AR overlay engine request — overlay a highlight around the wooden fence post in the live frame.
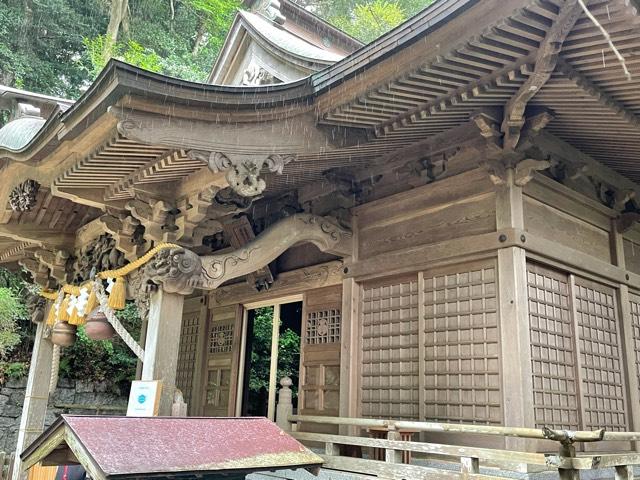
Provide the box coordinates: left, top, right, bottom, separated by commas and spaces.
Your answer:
276, 377, 293, 432
385, 426, 402, 464
558, 443, 580, 480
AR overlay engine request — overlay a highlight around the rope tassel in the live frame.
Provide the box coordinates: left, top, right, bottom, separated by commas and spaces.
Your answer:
108, 277, 127, 310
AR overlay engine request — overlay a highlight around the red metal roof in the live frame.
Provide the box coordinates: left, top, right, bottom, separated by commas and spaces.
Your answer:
23, 416, 322, 479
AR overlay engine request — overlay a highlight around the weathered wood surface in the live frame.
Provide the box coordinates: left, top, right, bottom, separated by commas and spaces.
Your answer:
286, 415, 640, 479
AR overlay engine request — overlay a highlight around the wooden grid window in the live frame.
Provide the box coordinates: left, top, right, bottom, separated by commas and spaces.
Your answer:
527, 264, 579, 430
423, 264, 501, 425
630, 292, 640, 400
208, 323, 234, 354
176, 306, 201, 406
574, 279, 627, 431
361, 278, 420, 419
306, 309, 341, 344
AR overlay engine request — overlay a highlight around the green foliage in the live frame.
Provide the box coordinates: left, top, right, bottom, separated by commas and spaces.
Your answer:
0, 287, 27, 359
295, 0, 436, 42
59, 302, 141, 389
84, 36, 162, 77
0, 0, 240, 98
0, 0, 107, 98
248, 307, 300, 397
331, 0, 406, 43
0, 361, 29, 383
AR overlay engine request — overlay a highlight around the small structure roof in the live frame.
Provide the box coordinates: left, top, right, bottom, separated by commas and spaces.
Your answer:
239, 10, 344, 63
0, 116, 45, 151
21, 416, 322, 480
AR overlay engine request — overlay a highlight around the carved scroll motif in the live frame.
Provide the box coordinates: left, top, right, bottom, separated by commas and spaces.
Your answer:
9, 180, 40, 212
188, 150, 295, 197
198, 213, 352, 290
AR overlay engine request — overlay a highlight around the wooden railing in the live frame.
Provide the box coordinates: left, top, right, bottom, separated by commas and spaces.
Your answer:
0, 452, 14, 480
282, 415, 640, 479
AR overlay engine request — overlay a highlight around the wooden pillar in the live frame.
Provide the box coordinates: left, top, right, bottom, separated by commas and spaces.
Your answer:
267, 304, 281, 421
612, 221, 640, 444
13, 317, 53, 479
496, 171, 535, 450
340, 276, 360, 434
141, 289, 186, 416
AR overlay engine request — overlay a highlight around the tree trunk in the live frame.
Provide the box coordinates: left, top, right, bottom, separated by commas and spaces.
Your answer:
192, 21, 207, 56
103, 0, 129, 63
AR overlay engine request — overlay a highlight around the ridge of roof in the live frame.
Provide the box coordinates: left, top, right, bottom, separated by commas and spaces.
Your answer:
238, 10, 345, 63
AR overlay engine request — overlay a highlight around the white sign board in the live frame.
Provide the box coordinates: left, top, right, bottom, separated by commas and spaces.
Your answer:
127, 380, 162, 417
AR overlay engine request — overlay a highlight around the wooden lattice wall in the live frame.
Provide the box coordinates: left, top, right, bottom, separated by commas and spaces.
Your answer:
526, 262, 629, 432
423, 262, 501, 424
361, 276, 420, 419
573, 278, 627, 431
527, 264, 579, 430
176, 296, 207, 413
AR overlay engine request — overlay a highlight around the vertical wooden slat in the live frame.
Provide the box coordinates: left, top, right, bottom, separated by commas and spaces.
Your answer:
267, 304, 281, 421
235, 308, 249, 416
340, 277, 361, 429
417, 271, 426, 425
568, 275, 589, 434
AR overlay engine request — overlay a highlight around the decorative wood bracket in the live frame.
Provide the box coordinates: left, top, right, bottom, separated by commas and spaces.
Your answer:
127, 198, 177, 243
99, 213, 144, 260
34, 249, 71, 284
19, 256, 51, 287
144, 214, 352, 293
198, 214, 351, 290
175, 186, 223, 246
501, 0, 582, 150
188, 150, 295, 197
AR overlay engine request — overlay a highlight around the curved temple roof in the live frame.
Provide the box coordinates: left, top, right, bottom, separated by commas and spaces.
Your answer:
1, 0, 640, 186
0, 0, 479, 161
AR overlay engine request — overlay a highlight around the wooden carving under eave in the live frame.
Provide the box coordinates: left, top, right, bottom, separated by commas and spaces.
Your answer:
188, 150, 295, 197
198, 214, 351, 290
501, 0, 583, 151
223, 215, 275, 292
145, 214, 351, 293
9, 179, 40, 212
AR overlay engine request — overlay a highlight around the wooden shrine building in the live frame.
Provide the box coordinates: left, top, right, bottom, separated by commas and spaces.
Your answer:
4, 0, 640, 477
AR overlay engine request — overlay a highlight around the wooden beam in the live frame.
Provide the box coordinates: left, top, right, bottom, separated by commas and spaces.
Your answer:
533, 131, 640, 201
502, 1, 583, 150
109, 107, 341, 155
0, 223, 75, 249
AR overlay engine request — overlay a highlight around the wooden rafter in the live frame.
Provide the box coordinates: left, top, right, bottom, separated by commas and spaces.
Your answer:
557, 58, 640, 128
502, 0, 584, 150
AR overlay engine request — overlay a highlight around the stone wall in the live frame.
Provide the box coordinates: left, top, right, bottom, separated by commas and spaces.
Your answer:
0, 378, 128, 453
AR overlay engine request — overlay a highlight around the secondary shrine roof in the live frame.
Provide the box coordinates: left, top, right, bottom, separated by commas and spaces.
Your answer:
21, 416, 322, 480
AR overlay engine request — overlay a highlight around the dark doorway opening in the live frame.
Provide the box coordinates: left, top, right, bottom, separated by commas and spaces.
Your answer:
241, 302, 302, 417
